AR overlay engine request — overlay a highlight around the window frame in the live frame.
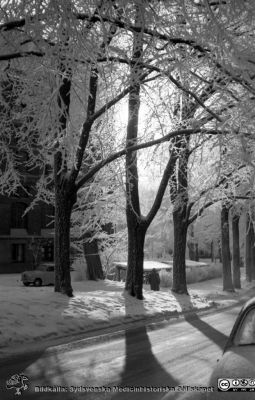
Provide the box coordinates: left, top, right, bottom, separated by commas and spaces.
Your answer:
11, 202, 28, 229
11, 243, 25, 263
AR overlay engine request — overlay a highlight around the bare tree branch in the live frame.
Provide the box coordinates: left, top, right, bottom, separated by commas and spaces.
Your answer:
76, 128, 226, 190
0, 50, 44, 60
144, 154, 176, 226
187, 164, 247, 224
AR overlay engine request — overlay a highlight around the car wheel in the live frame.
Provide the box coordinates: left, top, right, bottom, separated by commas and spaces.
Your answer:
34, 278, 42, 287
23, 282, 30, 286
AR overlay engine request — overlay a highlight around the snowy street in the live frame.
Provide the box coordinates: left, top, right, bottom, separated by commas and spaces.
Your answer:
0, 302, 245, 400
1, 272, 254, 358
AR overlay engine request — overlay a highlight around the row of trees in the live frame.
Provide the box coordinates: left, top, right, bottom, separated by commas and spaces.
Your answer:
1, 1, 255, 298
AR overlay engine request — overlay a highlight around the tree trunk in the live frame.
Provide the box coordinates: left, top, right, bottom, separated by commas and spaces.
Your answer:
195, 243, 199, 261
169, 134, 190, 295
125, 3, 144, 300
221, 204, 234, 292
83, 234, 104, 280
125, 224, 147, 300
187, 224, 196, 261
54, 186, 75, 296
245, 214, 254, 282
211, 241, 214, 262
252, 230, 255, 280
250, 218, 255, 280
54, 186, 76, 297
187, 240, 196, 261
232, 214, 241, 289
172, 205, 189, 294
218, 238, 222, 262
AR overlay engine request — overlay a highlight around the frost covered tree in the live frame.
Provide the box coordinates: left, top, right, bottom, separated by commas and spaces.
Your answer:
0, 0, 156, 296
1, 0, 255, 299
232, 205, 241, 289
72, 159, 125, 280
161, 0, 255, 294
0, 1, 192, 297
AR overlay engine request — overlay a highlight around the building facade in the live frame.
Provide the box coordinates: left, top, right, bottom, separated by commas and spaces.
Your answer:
0, 195, 54, 273
0, 70, 55, 273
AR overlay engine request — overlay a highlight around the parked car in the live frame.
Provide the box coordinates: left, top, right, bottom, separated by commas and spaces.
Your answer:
207, 297, 255, 399
21, 264, 55, 286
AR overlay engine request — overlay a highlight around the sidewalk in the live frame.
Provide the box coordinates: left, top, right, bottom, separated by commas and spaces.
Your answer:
1, 272, 255, 357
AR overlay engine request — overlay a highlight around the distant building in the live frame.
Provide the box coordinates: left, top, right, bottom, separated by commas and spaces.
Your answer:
0, 152, 55, 274
0, 69, 54, 273
0, 119, 54, 274
0, 193, 54, 273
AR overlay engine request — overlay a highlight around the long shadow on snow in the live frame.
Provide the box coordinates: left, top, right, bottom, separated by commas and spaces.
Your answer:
0, 295, 74, 400
111, 290, 180, 400
170, 291, 228, 350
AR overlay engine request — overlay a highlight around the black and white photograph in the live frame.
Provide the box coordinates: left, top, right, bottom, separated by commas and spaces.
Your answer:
0, 1, 255, 399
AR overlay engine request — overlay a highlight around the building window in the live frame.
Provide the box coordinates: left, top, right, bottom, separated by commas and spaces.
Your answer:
11, 202, 28, 229
41, 242, 54, 262
12, 244, 25, 262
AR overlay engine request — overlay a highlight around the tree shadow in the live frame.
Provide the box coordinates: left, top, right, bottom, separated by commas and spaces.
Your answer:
0, 293, 74, 400
0, 351, 71, 400
1, 350, 77, 400
111, 290, 180, 400
170, 291, 228, 350
184, 314, 228, 350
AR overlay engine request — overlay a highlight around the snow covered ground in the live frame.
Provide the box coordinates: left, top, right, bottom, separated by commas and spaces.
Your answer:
1, 270, 255, 357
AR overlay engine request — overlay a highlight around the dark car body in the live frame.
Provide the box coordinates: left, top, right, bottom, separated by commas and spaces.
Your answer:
207, 297, 255, 399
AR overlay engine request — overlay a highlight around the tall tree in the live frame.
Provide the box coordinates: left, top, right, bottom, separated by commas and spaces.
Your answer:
168, 74, 221, 294
232, 210, 241, 289
169, 135, 190, 294
187, 224, 199, 261
245, 212, 255, 282
221, 203, 234, 291
1, 0, 255, 298
0, 1, 155, 296
0, 1, 135, 296
125, 1, 176, 299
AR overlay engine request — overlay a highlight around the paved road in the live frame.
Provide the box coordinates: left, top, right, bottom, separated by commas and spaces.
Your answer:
0, 305, 241, 400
